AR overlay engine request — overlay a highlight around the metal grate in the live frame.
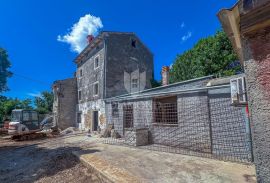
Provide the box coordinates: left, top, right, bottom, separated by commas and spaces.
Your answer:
103, 92, 253, 163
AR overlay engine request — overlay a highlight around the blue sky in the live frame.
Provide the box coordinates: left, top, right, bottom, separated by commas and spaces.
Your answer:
0, 0, 236, 99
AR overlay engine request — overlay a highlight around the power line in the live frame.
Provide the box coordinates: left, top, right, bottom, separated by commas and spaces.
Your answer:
13, 73, 51, 86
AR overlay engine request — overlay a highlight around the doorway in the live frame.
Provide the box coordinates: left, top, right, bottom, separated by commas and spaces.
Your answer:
93, 111, 99, 131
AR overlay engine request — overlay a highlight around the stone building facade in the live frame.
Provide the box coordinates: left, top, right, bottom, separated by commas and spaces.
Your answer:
104, 75, 253, 163
218, 0, 270, 181
52, 78, 77, 130
74, 31, 153, 131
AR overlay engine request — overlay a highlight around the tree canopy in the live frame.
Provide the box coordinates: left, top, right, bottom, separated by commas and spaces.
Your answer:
0, 90, 54, 122
0, 96, 32, 121
34, 91, 54, 114
169, 31, 242, 83
0, 48, 13, 93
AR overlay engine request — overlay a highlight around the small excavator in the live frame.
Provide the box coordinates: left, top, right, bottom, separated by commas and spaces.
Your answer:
8, 109, 50, 140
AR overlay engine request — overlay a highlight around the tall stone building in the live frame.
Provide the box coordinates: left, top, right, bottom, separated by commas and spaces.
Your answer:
74, 31, 153, 131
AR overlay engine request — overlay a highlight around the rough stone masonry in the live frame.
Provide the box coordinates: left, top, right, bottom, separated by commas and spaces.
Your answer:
218, 0, 270, 182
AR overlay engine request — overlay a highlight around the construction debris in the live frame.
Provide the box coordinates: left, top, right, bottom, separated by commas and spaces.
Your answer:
111, 129, 121, 139
60, 127, 78, 135
100, 125, 113, 138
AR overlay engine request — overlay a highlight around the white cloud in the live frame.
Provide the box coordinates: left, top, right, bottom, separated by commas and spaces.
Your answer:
57, 14, 103, 53
27, 91, 41, 98
180, 22, 185, 28
181, 31, 192, 42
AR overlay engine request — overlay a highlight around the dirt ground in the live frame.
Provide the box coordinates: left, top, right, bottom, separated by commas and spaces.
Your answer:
0, 133, 256, 183
0, 134, 101, 183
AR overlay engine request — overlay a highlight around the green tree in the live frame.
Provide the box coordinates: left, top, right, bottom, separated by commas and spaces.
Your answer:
0, 97, 33, 121
170, 31, 241, 83
34, 91, 54, 114
0, 48, 13, 93
151, 79, 161, 88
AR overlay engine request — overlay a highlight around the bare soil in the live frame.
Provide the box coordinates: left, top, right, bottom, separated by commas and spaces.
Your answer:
0, 134, 101, 183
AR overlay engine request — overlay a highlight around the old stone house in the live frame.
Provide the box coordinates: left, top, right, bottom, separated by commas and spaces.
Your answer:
53, 31, 153, 131
53, 30, 252, 164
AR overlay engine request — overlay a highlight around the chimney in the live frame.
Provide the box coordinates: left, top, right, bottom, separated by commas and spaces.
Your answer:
87, 35, 94, 44
161, 66, 170, 86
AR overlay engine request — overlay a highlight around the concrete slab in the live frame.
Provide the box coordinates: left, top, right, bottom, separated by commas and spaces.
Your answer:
72, 139, 256, 183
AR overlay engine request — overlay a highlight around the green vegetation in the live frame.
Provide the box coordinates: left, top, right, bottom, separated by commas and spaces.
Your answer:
0, 91, 54, 121
0, 96, 33, 121
0, 48, 13, 93
169, 31, 241, 83
151, 79, 161, 88
0, 47, 54, 122
34, 91, 54, 114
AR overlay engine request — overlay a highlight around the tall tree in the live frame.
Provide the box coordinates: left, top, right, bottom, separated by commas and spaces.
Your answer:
34, 91, 54, 114
0, 48, 13, 93
170, 31, 242, 83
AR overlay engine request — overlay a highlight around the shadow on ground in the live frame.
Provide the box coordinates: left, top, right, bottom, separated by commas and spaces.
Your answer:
0, 142, 100, 183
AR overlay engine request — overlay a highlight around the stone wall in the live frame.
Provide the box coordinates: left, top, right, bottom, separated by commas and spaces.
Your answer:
244, 28, 270, 181
150, 92, 211, 153
105, 33, 153, 98
209, 92, 252, 161
77, 99, 106, 131
106, 99, 152, 136
105, 86, 252, 162
53, 78, 78, 130
77, 46, 105, 102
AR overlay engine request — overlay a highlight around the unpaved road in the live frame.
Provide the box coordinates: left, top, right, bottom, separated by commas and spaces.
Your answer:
0, 134, 101, 183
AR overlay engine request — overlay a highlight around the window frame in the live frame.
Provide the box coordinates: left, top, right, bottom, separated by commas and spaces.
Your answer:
131, 78, 138, 89
93, 82, 99, 96
94, 55, 100, 70
131, 39, 137, 48
78, 69, 83, 78
152, 96, 178, 127
78, 90, 82, 101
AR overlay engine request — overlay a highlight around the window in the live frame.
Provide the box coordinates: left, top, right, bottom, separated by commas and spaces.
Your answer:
230, 77, 247, 105
30, 111, 38, 121
123, 105, 133, 128
79, 69, 83, 77
112, 102, 119, 117
94, 56, 99, 69
23, 112, 30, 121
153, 96, 178, 126
78, 90, 82, 101
131, 39, 137, 48
93, 82, 99, 96
132, 79, 138, 88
